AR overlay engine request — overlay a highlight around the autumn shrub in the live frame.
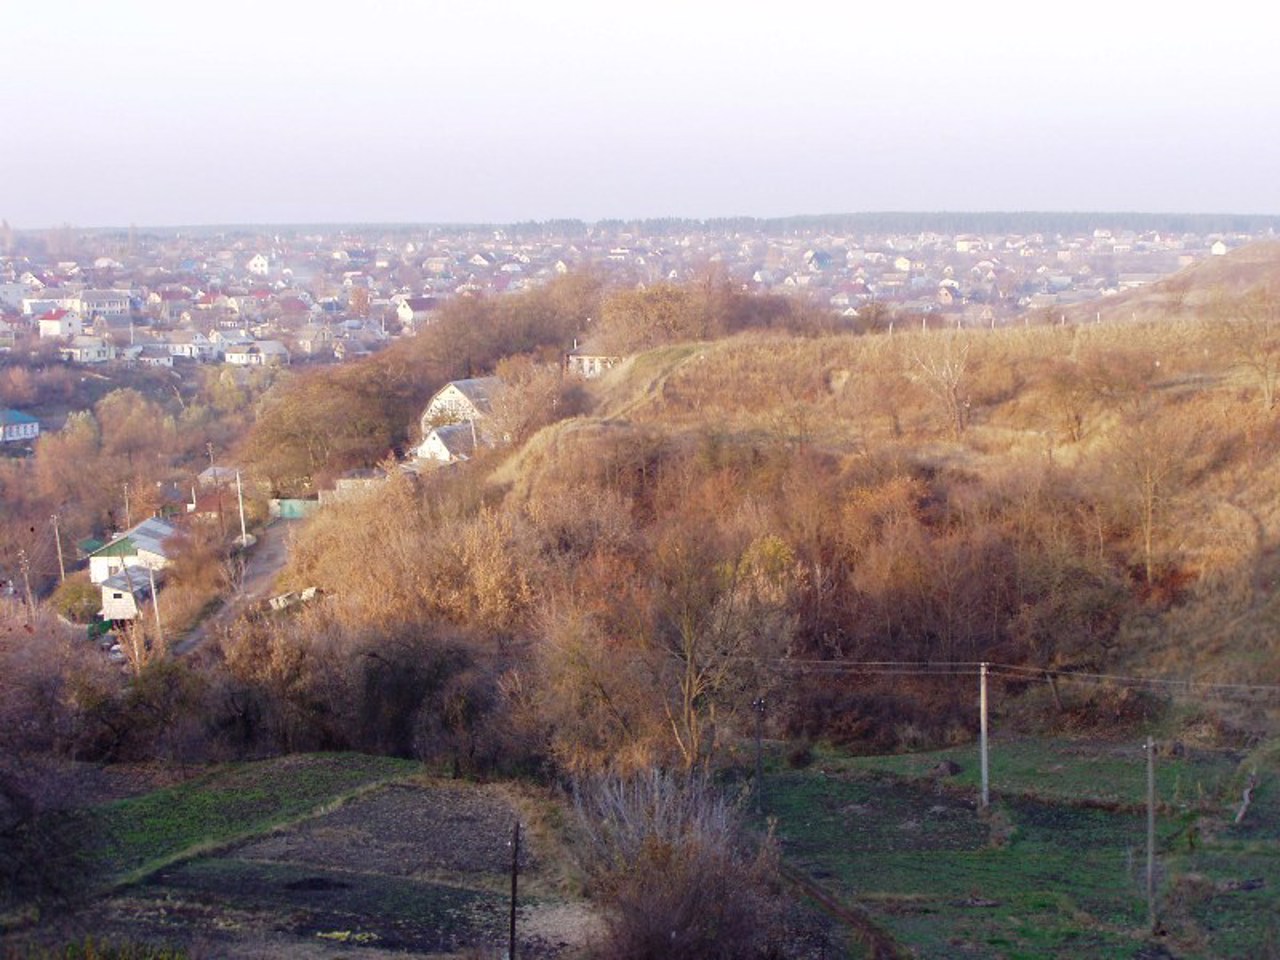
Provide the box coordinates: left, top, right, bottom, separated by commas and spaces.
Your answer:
572, 770, 783, 960
50, 576, 101, 624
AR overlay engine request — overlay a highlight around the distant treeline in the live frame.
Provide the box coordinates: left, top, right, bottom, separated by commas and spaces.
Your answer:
47, 212, 1280, 241
538, 211, 1280, 238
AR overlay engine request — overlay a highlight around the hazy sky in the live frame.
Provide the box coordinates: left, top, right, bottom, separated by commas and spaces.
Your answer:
3, 0, 1277, 227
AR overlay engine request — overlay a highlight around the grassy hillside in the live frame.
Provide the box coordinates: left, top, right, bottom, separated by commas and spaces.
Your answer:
561, 283, 1280, 701
1065, 241, 1280, 324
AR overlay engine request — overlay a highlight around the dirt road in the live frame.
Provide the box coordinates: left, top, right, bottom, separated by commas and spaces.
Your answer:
172, 519, 294, 656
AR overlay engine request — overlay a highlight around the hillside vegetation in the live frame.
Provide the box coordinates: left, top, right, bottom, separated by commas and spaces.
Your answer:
254, 246, 1280, 778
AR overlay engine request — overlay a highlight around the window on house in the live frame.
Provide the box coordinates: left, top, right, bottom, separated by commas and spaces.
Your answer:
112, 592, 123, 599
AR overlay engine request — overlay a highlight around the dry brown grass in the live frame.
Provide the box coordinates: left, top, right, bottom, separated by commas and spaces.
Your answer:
569, 310, 1280, 691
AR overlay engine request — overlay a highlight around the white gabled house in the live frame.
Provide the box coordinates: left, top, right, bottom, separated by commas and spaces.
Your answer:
419, 376, 501, 431
99, 566, 160, 622
224, 340, 290, 366
166, 330, 216, 361
37, 309, 83, 339
410, 377, 504, 465
60, 335, 115, 364
88, 517, 179, 584
414, 422, 483, 463
209, 328, 253, 357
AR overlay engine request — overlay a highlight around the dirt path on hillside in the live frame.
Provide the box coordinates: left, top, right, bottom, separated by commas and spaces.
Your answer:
171, 519, 294, 656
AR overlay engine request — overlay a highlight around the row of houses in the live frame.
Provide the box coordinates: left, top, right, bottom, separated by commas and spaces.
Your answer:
48, 325, 290, 366
6, 223, 1257, 360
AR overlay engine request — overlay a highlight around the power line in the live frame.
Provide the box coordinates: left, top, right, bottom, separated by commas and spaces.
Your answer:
729, 655, 1280, 699
987, 662, 1280, 696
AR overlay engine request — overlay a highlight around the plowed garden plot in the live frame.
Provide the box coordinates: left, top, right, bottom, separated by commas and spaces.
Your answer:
41, 772, 596, 959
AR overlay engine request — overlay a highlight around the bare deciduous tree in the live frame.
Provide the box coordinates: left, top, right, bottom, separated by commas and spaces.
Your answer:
909, 332, 971, 437
1215, 286, 1280, 409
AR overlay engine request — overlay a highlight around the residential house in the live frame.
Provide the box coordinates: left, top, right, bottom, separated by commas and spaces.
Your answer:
209, 328, 254, 357
419, 376, 500, 431
198, 465, 240, 488
224, 340, 290, 366
295, 324, 334, 356
165, 330, 216, 361
414, 422, 481, 463
0, 408, 39, 444
80, 289, 131, 317
395, 296, 437, 329
247, 254, 270, 277
88, 517, 179, 584
90, 314, 133, 342
0, 283, 34, 311
59, 335, 115, 363
0, 318, 16, 351
565, 351, 622, 378
186, 488, 229, 526
37, 309, 83, 339
99, 566, 160, 622
22, 291, 80, 316
135, 344, 174, 367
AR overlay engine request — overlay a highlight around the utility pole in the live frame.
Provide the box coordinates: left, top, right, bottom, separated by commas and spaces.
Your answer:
753, 696, 767, 813
51, 514, 66, 583
123, 482, 132, 529
979, 662, 990, 809
148, 566, 164, 648
509, 820, 520, 960
1146, 736, 1156, 932
17, 548, 34, 617
235, 470, 248, 545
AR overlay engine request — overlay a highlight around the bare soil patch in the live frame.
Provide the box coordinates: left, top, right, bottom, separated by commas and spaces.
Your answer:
21, 779, 598, 959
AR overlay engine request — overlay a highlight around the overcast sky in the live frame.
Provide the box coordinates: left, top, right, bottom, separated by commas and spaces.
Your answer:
3, 0, 1277, 227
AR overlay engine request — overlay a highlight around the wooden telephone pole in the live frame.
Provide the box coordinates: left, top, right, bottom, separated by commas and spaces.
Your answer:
979, 662, 990, 809
1146, 736, 1157, 931
509, 820, 521, 960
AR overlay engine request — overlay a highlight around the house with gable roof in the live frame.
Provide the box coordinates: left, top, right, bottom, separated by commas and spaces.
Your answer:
60, 335, 115, 363
411, 377, 503, 464
100, 566, 161, 622
88, 517, 179, 584
419, 376, 501, 431
224, 340, 290, 366
414, 421, 483, 463
37, 309, 83, 339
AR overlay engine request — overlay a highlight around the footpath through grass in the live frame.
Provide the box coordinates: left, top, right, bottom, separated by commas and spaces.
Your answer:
93, 753, 419, 884
757, 738, 1279, 959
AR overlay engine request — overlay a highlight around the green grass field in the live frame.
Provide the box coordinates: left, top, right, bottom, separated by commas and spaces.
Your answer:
759, 739, 1279, 959
94, 753, 420, 883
